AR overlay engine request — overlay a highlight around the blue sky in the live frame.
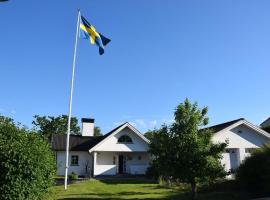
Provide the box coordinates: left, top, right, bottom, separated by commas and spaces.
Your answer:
0, 0, 269, 133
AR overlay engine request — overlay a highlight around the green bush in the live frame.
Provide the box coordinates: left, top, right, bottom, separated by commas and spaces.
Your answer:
68, 171, 78, 180
236, 145, 270, 195
0, 116, 56, 200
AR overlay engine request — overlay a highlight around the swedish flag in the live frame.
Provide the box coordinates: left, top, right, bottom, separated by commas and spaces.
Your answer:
80, 15, 111, 55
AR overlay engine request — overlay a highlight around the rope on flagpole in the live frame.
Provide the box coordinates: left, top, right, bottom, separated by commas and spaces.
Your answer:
64, 9, 81, 190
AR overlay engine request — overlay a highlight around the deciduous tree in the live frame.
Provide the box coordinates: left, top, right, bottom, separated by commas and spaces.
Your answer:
149, 99, 227, 199
32, 115, 80, 139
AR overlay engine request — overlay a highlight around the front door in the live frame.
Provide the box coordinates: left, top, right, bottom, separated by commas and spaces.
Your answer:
118, 155, 124, 174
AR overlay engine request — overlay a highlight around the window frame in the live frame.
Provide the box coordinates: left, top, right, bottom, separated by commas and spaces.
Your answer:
71, 155, 79, 166
117, 135, 133, 144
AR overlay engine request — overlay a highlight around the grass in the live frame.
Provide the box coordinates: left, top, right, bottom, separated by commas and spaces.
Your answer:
49, 178, 249, 200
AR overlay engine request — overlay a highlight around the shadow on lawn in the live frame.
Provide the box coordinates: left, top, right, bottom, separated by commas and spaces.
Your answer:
98, 178, 157, 185
58, 190, 187, 200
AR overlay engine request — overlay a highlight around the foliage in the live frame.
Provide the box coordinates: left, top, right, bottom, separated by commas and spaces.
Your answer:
32, 115, 80, 139
262, 125, 270, 133
236, 144, 270, 195
148, 98, 227, 199
144, 130, 155, 141
0, 115, 56, 200
94, 126, 102, 136
68, 171, 78, 180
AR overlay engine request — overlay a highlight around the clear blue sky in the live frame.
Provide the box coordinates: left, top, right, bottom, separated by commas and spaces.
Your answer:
0, 0, 269, 133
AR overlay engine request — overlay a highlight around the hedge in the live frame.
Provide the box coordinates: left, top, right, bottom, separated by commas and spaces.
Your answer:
0, 118, 56, 200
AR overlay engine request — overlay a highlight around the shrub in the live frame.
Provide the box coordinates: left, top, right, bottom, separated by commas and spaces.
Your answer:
68, 171, 78, 180
236, 145, 270, 195
0, 116, 56, 200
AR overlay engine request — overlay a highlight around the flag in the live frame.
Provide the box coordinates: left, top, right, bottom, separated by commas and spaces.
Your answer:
80, 15, 111, 55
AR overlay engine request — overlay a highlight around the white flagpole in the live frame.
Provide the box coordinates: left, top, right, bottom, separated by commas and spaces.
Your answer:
64, 9, 81, 190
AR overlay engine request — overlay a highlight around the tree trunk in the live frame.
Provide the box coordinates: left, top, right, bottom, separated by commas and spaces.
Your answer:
191, 181, 197, 200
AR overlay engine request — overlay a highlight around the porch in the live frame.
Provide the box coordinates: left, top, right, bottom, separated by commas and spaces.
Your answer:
92, 151, 149, 176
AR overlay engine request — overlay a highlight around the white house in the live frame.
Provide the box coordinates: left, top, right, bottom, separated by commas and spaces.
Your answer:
52, 118, 150, 177
207, 118, 270, 173
52, 117, 270, 177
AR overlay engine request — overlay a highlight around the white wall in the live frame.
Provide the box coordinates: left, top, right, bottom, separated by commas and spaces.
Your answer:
212, 124, 270, 172
56, 151, 92, 176
94, 127, 149, 152
125, 153, 149, 174
94, 152, 117, 176
93, 152, 150, 176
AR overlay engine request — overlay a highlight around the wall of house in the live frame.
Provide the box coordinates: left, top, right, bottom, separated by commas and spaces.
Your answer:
212, 124, 270, 173
94, 127, 149, 152
93, 152, 150, 176
125, 152, 149, 174
94, 152, 117, 176
56, 151, 92, 176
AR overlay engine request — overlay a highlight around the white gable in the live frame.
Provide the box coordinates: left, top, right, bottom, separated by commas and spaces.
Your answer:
90, 125, 149, 152
213, 123, 270, 148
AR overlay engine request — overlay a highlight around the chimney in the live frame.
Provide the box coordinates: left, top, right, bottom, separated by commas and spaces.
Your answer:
81, 118, 95, 137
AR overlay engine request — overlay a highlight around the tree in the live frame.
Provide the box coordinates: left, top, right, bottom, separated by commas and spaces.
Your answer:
262, 125, 270, 133
0, 115, 55, 200
144, 130, 155, 141
94, 126, 102, 136
237, 144, 270, 195
149, 98, 227, 199
32, 115, 80, 139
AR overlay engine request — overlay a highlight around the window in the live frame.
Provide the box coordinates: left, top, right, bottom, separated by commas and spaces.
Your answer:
138, 155, 142, 160
71, 155, 79, 166
245, 148, 256, 154
127, 156, 132, 161
118, 135, 133, 143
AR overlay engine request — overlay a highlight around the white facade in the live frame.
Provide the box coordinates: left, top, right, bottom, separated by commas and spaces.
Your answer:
212, 120, 270, 174
55, 123, 150, 177
93, 152, 149, 176
91, 125, 150, 176
56, 151, 92, 176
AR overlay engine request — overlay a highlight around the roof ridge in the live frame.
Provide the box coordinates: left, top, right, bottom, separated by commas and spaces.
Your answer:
202, 118, 245, 133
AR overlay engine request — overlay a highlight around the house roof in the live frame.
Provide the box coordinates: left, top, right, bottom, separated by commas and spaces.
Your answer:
51, 122, 127, 151
202, 118, 270, 139
202, 118, 244, 133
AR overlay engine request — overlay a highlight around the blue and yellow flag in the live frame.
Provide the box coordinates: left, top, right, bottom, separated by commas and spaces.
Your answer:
80, 15, 111, 55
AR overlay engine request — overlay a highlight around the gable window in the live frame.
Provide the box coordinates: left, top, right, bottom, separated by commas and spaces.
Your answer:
71, 155, 79, 166
118, 135, 133, 143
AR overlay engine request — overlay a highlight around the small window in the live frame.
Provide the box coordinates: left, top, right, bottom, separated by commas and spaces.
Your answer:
138, 155, 142, 160
71, 155, 79, 166
118, 135, 133, 143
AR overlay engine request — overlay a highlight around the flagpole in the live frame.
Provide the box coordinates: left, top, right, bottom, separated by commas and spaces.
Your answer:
64, 9, 81, 190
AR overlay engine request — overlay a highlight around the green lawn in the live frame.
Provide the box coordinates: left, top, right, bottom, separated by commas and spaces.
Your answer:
50, 179, 248, 200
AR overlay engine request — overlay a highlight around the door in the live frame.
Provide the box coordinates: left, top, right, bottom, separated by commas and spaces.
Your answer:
118, 155, 124, 174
